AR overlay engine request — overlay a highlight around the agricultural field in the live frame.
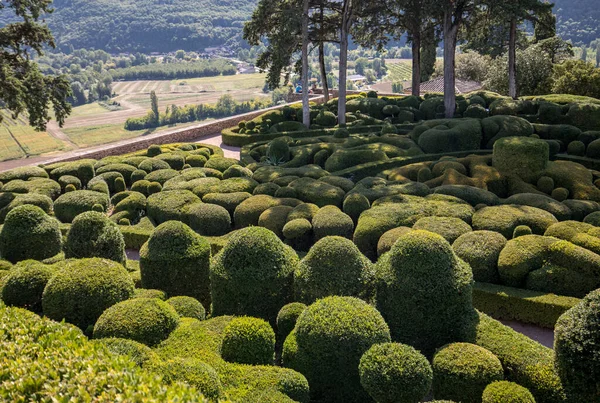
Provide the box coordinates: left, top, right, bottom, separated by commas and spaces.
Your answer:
2, 91, 600, 401
384, 59, 413, 83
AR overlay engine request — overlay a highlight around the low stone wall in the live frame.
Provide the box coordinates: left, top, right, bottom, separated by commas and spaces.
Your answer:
48, 96, 325, 163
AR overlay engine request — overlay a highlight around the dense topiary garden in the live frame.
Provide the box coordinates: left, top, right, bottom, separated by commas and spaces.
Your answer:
2, 91, 600, 401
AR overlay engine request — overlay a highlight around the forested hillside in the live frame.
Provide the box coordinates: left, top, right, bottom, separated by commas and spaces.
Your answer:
554, 0, 600, 45
0, 0, 258, 53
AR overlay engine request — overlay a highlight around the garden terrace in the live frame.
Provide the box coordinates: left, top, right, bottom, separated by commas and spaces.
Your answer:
2, 91, 600, 402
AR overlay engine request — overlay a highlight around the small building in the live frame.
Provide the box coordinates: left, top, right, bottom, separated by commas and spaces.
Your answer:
404, 77, 483, 95
347, 74, 367, 86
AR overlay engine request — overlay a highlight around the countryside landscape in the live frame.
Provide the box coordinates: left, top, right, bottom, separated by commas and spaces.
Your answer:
2, 0, 600, 402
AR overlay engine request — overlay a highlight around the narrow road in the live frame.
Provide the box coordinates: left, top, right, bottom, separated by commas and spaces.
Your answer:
46, 120, 78, 149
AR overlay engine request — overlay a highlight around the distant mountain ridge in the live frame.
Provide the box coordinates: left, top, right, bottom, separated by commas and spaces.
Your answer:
0, 0, 596, 53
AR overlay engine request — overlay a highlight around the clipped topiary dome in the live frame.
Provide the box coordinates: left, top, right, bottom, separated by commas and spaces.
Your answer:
166, 296, 206, 320
64, 211, 126, 264
1, 260, 56, 312
482, 381, 536, 403
221, 316, 276, 365
210, 227, 298, 323
140, 221, 211, 310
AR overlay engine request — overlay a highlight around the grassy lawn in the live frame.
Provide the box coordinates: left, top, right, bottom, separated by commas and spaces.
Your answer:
69, 103, 114, 118
0, 126, 25, 161
9, 125, 68, 156
181, 73, 267, 91
63, 121, 208, 148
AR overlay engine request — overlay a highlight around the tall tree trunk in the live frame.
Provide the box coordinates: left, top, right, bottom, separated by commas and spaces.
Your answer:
301, 0, 310, 128
443, 10, 458, 119
338, 4, 350, 126
411, 30, 421, 97
319, 42, 329, 102
508, 17, 518, 99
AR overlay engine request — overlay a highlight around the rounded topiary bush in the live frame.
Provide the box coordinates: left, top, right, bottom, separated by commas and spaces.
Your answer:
412, 216, 472, 243
584, 211, 600, 226
513, 225, 533, 238
64, 211, 126, 264
185, 202, 231, 236
58, 175, 82, 191
93, 298, 179, 347
432, 343, 504, 403
147, 357, 222, 401
277, 302, 307, 340
210, 227, 298, 323
343, 193, 370, 223
482, 381, 536, 403
567, 140, 586, 156
147, 145, 162, 157
537, 176, 555, 195
452, 231, 507, 283
221, 316, 276, 365
1, 260, 56, 312
375, 230, 477, 357
97, 337, 158, 367
282, 296, 391, 403
554, 288, 600, 402
166, 296, 206, 320
312, 206, 354, 240
359, 342, 433, 403
492, 137, 549, 182
140, 221, 211, 309
54, 190, 110, 223
282, 218, 312, 240
0, 205, 62, 263
294, 236, 374, 304
42, 258, 134, 330
551, 187, 569, 202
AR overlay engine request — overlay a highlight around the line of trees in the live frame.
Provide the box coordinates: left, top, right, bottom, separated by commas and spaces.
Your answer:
111, 60, 237, 81
245, 0, 560, 128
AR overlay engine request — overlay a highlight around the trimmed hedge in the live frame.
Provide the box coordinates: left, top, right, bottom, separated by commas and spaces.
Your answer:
140, 221, 212, 309
413, 216, 472, 243
94, 298, 180, 347
492, 137, 548, 182
482, 381, 536, 403
294, 236, 374, 304
54, 190, 110, 223
146, 358, 223, 401
210, 227, 297, 323
1, 260, 56, 312
359, 342, 433, 403
146, 190, 200, 224
375, 230, 477, 357
42, 258, 135, 330
166, 296, 206, 320
452, 231, 507, 283
96, 337, 158, 367
276, 303, 307, 340
185, 202, 232, 236
64, 211, 126, 264
432, 343, 504, 403
312, 205, 354, 240
283, 296, 391, 403
0, 205, 62, 263
221, 316, 276, 365
554, 288, 600, 402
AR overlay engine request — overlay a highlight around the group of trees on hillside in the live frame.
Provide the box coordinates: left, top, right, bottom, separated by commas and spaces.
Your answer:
245, 0, 568, 128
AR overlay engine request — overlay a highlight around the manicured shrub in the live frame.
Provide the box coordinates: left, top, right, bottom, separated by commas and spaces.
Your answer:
131, 169, 147, 183
464, 104, 488, 119
221, 316, 276, 365
513, 225, 533, 238
146, 189, 200, 224
0, 165, 48, 182
282, 218, 312, 240
482, 116, 534, 148
42, 258, 134, 330
481, 381, 536, 403
54, 190, 110, 223
314, 110, 337, 127
185, 202, 231, 236
58, 175, 82, 191
186, 154, 207, 167
0, 205, 62, 263
96, 337, 157, 367
412, 119, 483, 154
472, 205, 558, 239
253, 182, 280, 196
266, 138, 291, 163
49, 159, 95, 185
211, 227, 297, 323
325, 149, 390, 172
359, 343, 433, 403
1, 177, 62, 201
166, 296, 206, 320
65, 183, 76, 192
156, 153, 185, 170
312, 206, 354, 240
492, 137, 549, 182
343, 193, 370, 223
233, 195, 301, 229
452, 231, 507, 283
96, 163, 137, 185
375, 230, 477, 357
288, 177, 345, 207
274, 186, 298, 198
377, 227, 413, 257
283, 296, 391, 403
223, 164, 253, 179
567, 140, 585, 156
204, 156, 238, 172
93, 297, 179, 347
583, 211, 600, 226
144, 169, 179, 185
277, 303, 306, 340
433, 343, 504, 403
202, 192, 252, 216
413, 216, 472, 243
139, 158, 171, 173
146, 358, 223, 401
1, 260, 55, 312
537, 176, 555, 194
551, 187, 569, 202
334, 128, 349, 138
140, 221, 211, 309
134, 288, 167, 300
64, 211, 126, 264
295, 236, 374, 303
147, 144, 162, 157
554, 288, 600, 402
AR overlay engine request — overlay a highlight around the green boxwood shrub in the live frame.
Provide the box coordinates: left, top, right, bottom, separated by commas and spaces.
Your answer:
359, 342, 433, 403
156, 153, 185, 170
94, 298, 179, 347
513, 225, 533, 238
0, 205, 62, 263
312, 206, 354, 240
96, 337, 158, 367
96, 163, 137, 185
472, 205, 558, 239
282, 296, 391, 403
187, 154, 208, 167
492, 137, 549, 182
54, 190, 110, 223
139, 158, 171, 172
294, 236, 374, 304
210, 227, 298, 323
482, 116, 534, 148
343, 193, 370, 223
204, 156, 239, 172
147, 144, 162, 157
482, 381, 536, 403
202, 192, 252, 216
221, 316, 276, 365
413, 216, 472, 243
146, 190, 200, 224
42, 258, 134, 330
134, 288, 167, 300
185, 202, 232, 236
276, 303, 306, 340
432, 343, 504, 403
554, 288, 600, 402
253, 182, 280, 196
58, 174, 82, 190
166, 296, 206, 320
377, 226, 413, 257
140, 221, 211, 309
0, 165, 48, 182
375, 230, 477, 357
266, 138, 291, 163
223, 165, 253, 179
64, 211, 126, 264
0, 192, 54, 223
144, 169, 179, 185
49, 159, 95, 185
1, 260, 55, 312
452, 231, 507, 283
